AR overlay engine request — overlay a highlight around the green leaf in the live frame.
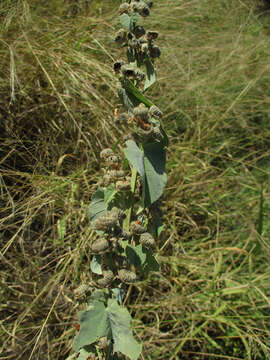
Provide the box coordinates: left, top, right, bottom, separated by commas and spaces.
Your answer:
143, 142, 167, 206
143, 249, 160, 272
58, 217, 66, 240
126, 244, 147, 268
104, 184, 117, 206
107, 299, 142, 360
118, 87, 134, 111
111, 287, 126, 305
144, 58, 156, 91
120, 13, 131, 31
90, 255, 103, 275
121, 78, 153, 107
77, 345, 96, 360
88, 187, 106, 223
124, 140, 145, 178
73, 300, 109, 352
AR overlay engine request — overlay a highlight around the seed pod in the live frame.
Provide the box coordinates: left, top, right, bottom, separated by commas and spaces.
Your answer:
92, 216, 116, 231
149, 105, 163, 119
91, 238, 109, 253
134, 25, 145, 38
149, 45, 161, 58
119, 2, 129, 14
118, 269, 137, 284
134, 2, 150, 17
130, 220, 146, 234
116, 179, 130, 192
110, 207, 126, 221
74, 283, 90, 298
115, 29, 127, 44
105, 155, 120, 166
100, 148, 114, 159
146, 30, 159, 41
133, 103, 149, 121
140, 232, 155, 248
102, 174, 112, 187
97, 270, 114, 287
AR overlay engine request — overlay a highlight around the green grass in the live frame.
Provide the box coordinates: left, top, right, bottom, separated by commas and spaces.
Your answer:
1, 0, 270, 359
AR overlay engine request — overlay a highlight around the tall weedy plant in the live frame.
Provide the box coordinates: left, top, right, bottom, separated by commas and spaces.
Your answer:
71, 1, 167, 359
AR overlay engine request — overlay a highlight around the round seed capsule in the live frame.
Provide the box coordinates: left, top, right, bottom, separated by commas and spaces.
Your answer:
118, 269, 137, 284
91, 238, 109, 253
140, 232, 155, 248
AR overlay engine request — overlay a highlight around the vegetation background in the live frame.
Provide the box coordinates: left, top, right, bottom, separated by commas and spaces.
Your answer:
1, 0, 270, 359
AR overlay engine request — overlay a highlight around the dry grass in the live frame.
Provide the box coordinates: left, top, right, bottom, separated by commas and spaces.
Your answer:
1, 0, 270, 359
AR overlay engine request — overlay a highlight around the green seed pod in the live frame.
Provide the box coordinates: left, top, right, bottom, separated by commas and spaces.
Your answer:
100, 148, 114, 159
91, 238, 109, 253
130, 221, 146, 234
74, 283, 90, 298
115, 29, 127, 44
134, 25, 146, 39
149, 45, 161, 58
146, 30, 159, 40
149, 105, 163, 119
140, 232, 155, 248
118, 269, 137, 284
116, 180, 130, 192
119, 2, 129, 14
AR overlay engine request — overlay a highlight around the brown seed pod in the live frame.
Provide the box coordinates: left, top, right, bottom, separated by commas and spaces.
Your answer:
91, 238, 110, 253
118, 269, 137, 284
146, 30, 159, 41
140, 232, 155, 248
134, 25, 146, 39
130, 221, 146, 234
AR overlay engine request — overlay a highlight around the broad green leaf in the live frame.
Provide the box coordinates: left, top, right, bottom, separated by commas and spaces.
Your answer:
130, 13, 139, 31
73, 300, 109, 352
77, 345, 96, 360
88, 289, 108, 304
90, 255, 102, 275
104, 184, 117, 206
112, 287, 126, 305
107, 299, 142, 360
126, 244, 147, 268
118, 87, 134, 111
143, 250, 160, 272
121, 78, 153, 107
120, 13, 131, 31
144, 58, 156, 91
143, 142, 167, 206
88, 187, 106, 222
124, 140, 144, 178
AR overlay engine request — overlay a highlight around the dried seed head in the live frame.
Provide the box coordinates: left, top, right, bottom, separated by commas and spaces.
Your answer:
146, 31, 159, 41
92, 216, 117, 231
149, 105, 163, 119
111, 207, 126, 221
115, 29, 127, 44
73, 283, 90, 297
130, 221, 146, 234
140, 232, 155, 248
118, 269, 137, 284
134, 25, 146, 38
119, 2, 129, 14
100, 148, 114, 159
91, 238, 109, 253
116, 180, 130, 192
149, 45, 161, 58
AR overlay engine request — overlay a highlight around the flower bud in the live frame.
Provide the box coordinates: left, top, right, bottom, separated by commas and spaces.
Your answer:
118, 269, 137, 284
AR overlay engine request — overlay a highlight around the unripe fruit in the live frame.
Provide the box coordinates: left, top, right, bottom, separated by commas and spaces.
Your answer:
118, 269, 137, 284
91, 238, 109, 253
